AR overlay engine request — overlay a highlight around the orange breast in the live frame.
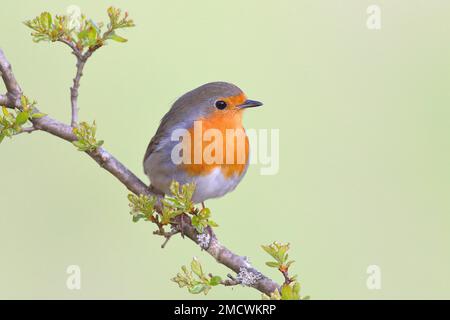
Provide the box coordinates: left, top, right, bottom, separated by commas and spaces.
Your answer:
182, 109, 249, 178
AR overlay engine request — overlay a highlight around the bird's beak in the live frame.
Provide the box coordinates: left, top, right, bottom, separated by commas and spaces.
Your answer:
238, 99, 263, 109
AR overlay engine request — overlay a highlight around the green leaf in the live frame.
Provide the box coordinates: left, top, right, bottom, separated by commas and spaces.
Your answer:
191, 215, 200, 226
40, 12, 52, 29
2, 107, 9, 117
31, 113, 47, 119
132, 214, 145, 223
190, 258, 203, 278
280, 282, 300, 300
106, 31, 127, 42
188, 284, 206, 294
199, 208, 211, 218
208, 220, 219, 227
265, 261, 280, 268
209, 276, 222, 286
15, 111, 29, 126
20, 95, 28, 109
72, 140, 86, 150
286, 260, 295, 268
86, 26, 97, 45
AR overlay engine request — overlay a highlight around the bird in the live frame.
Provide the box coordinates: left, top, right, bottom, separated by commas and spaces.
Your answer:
143, 82, 262, 204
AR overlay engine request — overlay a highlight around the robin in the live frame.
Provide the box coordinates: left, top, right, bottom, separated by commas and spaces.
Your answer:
143, 82, 262, 204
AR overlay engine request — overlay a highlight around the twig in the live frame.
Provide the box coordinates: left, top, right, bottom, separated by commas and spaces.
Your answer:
15, 126, 37, 135
57, 38, 82, 59
59, 37, 102, 127
219, 273, 241, 287
0, 49, 22, 108
70, 57, 86, 127
154, 228, 180, 249
280, 268, 293, 285
0, 47, 280, 296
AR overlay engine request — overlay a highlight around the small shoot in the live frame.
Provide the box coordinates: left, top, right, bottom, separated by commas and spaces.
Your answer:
262, 241, 295, 273
72, 121, 104, 152
261, 242, 308, 300
171, 257, 222, 295
0, 95, 44, 143
24, 7, 135, 55
128, 194, 158, 223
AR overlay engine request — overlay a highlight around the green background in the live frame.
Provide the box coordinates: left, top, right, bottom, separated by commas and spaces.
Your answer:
1, 0, 450, 299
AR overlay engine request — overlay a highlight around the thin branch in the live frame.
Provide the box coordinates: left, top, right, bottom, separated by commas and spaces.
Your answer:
57, 38, 97, 127
15, 126, 37, 135
66, 41, 103, 127
280, 268, 293, 285
0, 47, 280, 297
219, 274, 241, 287
0, 48, 22, 108
0, 50, 22, 95
154, 228, 181, 249
70, 57, 85, 127
57, 38, 82, 59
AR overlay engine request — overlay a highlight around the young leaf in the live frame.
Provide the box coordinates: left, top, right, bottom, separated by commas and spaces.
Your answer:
106, 32, 127, 42
265, 261, 280, 268
188, 284, 206, 294
15, 111, 29, 126
191, 258, 203, 278
209, 276, 222, 286
31, 112, 47, 119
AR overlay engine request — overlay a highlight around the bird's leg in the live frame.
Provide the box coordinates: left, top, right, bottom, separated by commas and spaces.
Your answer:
201, 202, 206, 210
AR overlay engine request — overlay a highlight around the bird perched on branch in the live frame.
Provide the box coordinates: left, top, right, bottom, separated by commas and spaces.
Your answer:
143, 82, 262, 204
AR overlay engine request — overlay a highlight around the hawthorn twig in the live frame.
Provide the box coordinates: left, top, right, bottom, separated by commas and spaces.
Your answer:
154, 228, 181, 249
280, 268, 293, 285
57, 38, 82, 59
0, 49, 22, 109
69, 57, 85, 127
15, 126, 37, 135
0, 47, 280, 296
219, 273, 241, 287
60, 35, 103, 127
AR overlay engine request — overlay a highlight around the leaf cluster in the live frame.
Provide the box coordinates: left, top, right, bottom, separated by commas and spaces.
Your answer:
72, 121, 104, 152
262, 282, 309, 300
171, 257, 222, 295
0, 96, 45, 143
261, 242, 309, 300
128, 181, 218, 234
262, 241, 295, 271
128, 194, 158, 223
24, 7, 134, 52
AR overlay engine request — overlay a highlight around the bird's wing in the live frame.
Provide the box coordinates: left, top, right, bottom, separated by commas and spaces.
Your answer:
142, 106, 180, 173
143, 132, 162, 174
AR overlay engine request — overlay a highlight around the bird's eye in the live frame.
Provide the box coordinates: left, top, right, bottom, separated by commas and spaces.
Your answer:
215, 100, 227, 110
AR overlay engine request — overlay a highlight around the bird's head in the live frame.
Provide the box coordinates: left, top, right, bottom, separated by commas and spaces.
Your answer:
170, 82, 262, 125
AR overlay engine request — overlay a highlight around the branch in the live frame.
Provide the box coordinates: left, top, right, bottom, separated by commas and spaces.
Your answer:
0, 94, 9, 106
14, 126, 37, 135
58, 33, 102, 127
0, 49, 22, 109
0, 47, 280, 296
70, 57, 85, 127
68, 49, 100, 128
57, 38, 82, 59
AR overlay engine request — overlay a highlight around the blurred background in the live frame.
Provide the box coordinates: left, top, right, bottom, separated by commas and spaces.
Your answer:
1, 0, 450, 299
